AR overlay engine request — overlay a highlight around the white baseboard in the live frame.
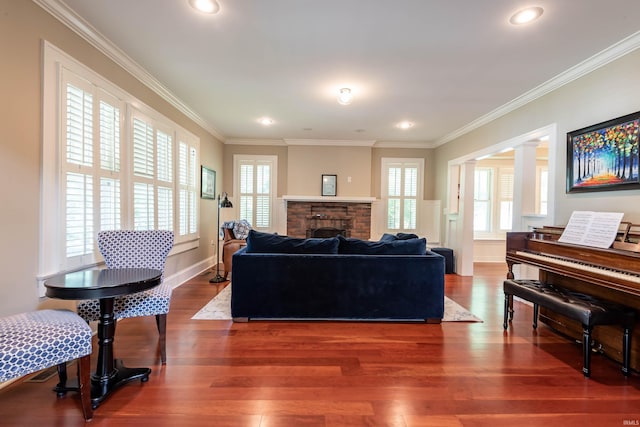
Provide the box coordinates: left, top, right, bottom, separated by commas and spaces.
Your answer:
164, 256, 216, 290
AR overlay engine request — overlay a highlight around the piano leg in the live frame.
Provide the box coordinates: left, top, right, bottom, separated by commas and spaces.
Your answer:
533, 304, 539, 329
582, 326, 592, 378
623, 327, 631, 376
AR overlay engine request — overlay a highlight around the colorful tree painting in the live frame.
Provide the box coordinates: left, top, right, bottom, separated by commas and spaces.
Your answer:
568, 114, 640, 192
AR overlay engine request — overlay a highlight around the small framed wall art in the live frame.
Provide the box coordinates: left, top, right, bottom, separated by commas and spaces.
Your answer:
321, 174, 337, 196
201, 166, 216, 199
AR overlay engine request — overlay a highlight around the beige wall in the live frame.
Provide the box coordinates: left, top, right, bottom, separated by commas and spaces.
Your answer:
287, 146, 372, 197
223, 144, 438, 200
434, 48, 640, 228
0, 1, 222, 316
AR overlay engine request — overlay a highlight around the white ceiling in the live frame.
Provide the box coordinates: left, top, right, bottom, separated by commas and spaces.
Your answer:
48, 0, 640, 146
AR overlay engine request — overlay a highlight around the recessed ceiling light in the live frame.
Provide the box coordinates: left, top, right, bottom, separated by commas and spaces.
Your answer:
337, 88, 353, 105
258, 117, 274, 126
509, 7, 543, 25
397, 121, 414, 129
188, 0, 220, 14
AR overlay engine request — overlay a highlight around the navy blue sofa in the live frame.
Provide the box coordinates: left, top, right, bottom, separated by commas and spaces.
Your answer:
230, 231, 446, 322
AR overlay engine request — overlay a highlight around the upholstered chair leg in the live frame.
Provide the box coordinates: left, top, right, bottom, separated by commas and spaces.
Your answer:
77, 354, 94, 420
55, 362, 68, 396
156, 314, 167, 364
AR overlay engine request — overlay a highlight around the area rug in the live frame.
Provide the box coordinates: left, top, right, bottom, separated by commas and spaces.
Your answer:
192, 285, 482, 322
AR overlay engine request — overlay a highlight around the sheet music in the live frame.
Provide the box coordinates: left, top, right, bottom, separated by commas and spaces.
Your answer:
558, 211, 624, 249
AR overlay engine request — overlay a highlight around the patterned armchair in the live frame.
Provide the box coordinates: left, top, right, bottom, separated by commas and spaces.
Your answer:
77, 230, 174, 364
221, 220, 251, 279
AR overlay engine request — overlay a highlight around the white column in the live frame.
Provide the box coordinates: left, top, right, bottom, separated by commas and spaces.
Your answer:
512, 141, 539, 231
455, 160, 476, 276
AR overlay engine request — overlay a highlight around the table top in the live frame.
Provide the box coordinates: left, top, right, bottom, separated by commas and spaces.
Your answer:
45, 268, 162, 300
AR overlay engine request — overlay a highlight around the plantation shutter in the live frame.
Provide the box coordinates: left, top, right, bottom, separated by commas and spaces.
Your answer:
255, 163, 271, 228
131, 112, 174, 231
61, 72, 123, 268
238, 158, 274, 229
177, 138, 198, 240
498, 168, 514, 230
384, 160, 420, 231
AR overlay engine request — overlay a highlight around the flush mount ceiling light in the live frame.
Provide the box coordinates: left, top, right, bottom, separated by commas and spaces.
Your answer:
337, 88, 353, 105
397, 121, 414, 129
258, 117, 274, 126
509, 6, 543, 25
189, 0, 220, 14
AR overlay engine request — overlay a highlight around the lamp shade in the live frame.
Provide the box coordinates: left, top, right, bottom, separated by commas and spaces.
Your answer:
220, 193, 233, 208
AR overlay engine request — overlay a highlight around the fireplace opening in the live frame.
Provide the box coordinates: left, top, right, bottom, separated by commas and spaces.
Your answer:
306, 227, 349, 238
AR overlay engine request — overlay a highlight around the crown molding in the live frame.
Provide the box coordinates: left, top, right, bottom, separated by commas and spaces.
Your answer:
434, 30, 640, 147
373, 140, 436, 149
224, 138, 287, 146
284, 139, 376, 147
34, 0, 225, 142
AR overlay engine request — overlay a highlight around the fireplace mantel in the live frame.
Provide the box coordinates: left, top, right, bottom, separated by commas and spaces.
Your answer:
282, 195, 376, 203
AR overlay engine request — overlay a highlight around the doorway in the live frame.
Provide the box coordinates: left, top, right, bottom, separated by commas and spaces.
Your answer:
445, 124, 557, 276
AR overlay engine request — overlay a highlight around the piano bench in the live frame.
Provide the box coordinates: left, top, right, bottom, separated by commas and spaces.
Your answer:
503, 279, 636, 378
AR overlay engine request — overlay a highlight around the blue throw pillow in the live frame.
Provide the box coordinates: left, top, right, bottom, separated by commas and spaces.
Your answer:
396, 232, 419, 240
246, 230, 339, 254
338, 235, 426, 255
379, 233, 398, 242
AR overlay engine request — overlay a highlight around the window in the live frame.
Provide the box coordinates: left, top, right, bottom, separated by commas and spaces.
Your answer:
537, 166, 548, 215
41, 42, 200, 281
130, 111, 174, 231
473, 168, 492, 232
235, 155, 277, 230
473, 166, 513, 236
381, 158, 423, 232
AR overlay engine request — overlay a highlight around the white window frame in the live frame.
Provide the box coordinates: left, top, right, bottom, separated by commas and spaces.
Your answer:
473, 165, 514, 238
380, 158, 424, 233
40, 41, 199, 293
233, 155, 278, 231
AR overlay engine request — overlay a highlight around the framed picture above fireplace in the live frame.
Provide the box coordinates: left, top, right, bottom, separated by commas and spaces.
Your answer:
321, 174, 337, 196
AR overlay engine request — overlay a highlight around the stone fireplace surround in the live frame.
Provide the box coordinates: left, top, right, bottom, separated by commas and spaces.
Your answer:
283, 196, 375, 240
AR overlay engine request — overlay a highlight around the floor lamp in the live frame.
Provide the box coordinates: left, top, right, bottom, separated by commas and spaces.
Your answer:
210, 192, 233, 283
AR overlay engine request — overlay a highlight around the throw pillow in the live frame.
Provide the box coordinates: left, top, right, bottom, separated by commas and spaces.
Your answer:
233, 219, 252, 240
338, 235, 426, 255
396, 232, 419, 240
246, 230, 339, 254
379, 233, 398, 242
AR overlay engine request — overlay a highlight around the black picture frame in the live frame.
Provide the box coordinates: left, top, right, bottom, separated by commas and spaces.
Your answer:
201, 166, 216, 199
566, 111, 640, 193
321, 174, 337, 196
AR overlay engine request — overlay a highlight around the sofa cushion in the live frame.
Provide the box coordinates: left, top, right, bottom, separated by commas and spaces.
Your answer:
338, 235, 426, 255
246, 230, 339, 254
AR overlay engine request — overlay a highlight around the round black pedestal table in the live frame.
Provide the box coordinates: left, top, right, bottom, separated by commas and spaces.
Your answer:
45, 268, 162, 408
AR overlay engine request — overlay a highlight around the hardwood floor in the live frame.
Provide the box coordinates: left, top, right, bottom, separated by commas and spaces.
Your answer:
1, 263, 639, 426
